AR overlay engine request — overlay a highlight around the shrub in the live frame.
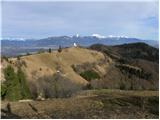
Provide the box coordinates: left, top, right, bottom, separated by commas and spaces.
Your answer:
48, 48, 52, 53
51, 73, 81, 98
84, 83, 93, 90
22, 60, 27, 67
26, 52, 31, 56
116, 64, 152, 80
31, 74, 81, 99
17, 56, 21, 60
1, 84, 7, 100
38, 49, 45, 54
58, 46, 62, 53
80, 70, 100, 81
119, 82, 126, 90
71, 65, 76, 72
2, 56, 9, 62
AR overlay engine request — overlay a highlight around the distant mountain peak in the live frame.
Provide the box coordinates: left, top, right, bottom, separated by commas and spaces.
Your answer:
92, 34, 106, 39
1, 37, 26, 41
107, 35, 128, 39
76, 34, 79, 37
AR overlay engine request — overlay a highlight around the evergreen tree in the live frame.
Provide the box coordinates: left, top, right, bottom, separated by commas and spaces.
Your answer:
17, 67, 31, 99
3, 65, 31, 101
4, 65, 21, 101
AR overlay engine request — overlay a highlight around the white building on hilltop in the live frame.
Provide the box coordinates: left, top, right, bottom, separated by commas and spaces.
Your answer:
73, 43, 77, 47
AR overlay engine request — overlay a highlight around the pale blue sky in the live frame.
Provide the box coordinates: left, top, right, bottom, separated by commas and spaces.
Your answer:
1, 1, 159, 40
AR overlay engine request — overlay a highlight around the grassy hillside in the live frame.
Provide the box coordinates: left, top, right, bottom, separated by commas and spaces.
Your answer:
1, 47, 109, 99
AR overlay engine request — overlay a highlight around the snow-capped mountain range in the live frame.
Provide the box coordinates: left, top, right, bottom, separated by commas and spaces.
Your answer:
0, 34, 138, 40
1, 34, 158, 56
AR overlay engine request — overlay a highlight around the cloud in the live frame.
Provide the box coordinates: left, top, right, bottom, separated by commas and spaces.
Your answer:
1, 1, 158, 40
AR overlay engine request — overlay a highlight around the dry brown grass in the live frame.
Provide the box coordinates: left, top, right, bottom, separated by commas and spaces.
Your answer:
1, 89, 159, 119
76, 89, 159, 97
1, 47, 107, 86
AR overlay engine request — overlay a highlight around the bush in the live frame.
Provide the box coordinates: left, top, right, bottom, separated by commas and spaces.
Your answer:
26, 52, 31, 56
48, 48, 52, 53
22, 60, 27, 67
84, 83, 93, 90
30, 73, 82, 99
38, 49, 45, 54
80, 70, 100, 81
116, 64, 152, 80
71, 65, 77, 72
17, 56, 21, 60
58, 46, 62, 53
2, 56, 9, 62
119, 82, 126, 90
52, 73, 81, 98
1, 84, 7, 100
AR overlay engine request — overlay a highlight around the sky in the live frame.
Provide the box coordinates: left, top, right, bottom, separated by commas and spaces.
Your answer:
1, 0, 159, 40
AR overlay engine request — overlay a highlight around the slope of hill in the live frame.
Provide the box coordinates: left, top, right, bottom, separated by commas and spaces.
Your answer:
112, 43, 159, 62
89, 43, 159, 90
